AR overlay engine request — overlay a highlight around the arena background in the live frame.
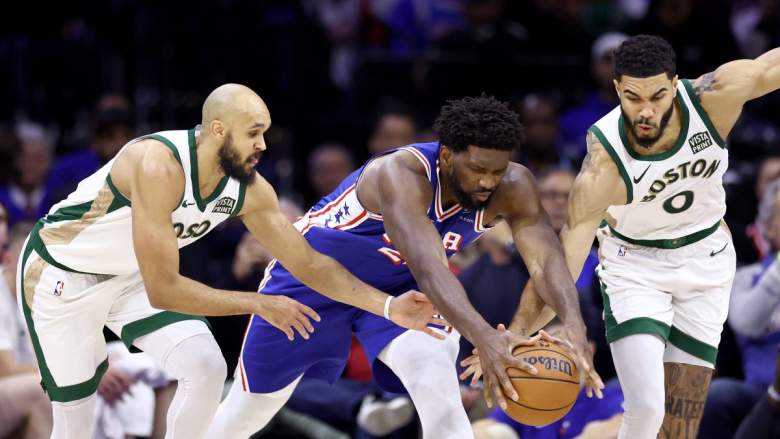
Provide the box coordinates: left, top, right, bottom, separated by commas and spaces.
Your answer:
0, 1, 778, 438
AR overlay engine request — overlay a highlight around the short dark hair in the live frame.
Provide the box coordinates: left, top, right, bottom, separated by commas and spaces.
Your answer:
613, 34, 676, 80
434, 95, 525, 153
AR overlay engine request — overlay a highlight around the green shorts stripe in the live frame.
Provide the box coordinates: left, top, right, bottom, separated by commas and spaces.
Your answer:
121, 311, 211, 352
668, 326, 718, 364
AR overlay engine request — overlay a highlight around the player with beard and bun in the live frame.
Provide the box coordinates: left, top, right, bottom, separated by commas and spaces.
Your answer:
207, 95, 602, 439
463, 35, 780, 438
17, 84, 442, 439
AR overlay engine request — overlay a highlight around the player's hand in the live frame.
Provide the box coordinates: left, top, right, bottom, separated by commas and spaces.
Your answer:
98, 367, 136, 405
553, 322, 604, 399
471, 324, 540, 410
388, 291, 450, 340
255, 294, 321, 341
459, 326, 558, 386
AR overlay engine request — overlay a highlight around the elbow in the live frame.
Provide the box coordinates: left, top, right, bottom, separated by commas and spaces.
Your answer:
146, 287, 168, 309
145, 277, 178, 310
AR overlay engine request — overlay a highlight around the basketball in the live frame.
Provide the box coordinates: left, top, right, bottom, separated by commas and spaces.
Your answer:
502, 340, 580, 426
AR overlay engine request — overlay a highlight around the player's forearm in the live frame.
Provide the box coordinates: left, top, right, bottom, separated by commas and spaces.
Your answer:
292, 255, 387, 316
509, 222, 597, 334
528, 253, 586, 330
147, 275, 261, 316
412, 261, 493, 343
508, 283, 556, 336
754, 47, 780, 98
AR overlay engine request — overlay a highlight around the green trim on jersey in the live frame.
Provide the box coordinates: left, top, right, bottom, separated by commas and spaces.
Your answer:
36, 201, 102, 274
681, 79, 727, 148
106, 174, 131, 212
42, 201, 92, 224
18, 240, 109, 402
600, 280, 671, 343
188, 128, 229, 211
669, 326, 718, 364
145, 134, 183, 165
589, 126, 633, 203
28, 224, 90, 274
617, 92, 690, 161
231, 182, 247, 217
121, 311, 210, 352
608, 220, 721, 249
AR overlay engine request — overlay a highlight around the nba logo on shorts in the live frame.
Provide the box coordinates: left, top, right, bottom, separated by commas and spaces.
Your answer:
617, 246, 627, 257
53, 281, 64, 296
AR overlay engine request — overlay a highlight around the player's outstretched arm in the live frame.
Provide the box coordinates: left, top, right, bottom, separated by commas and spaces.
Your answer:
238, 175, 447, 339
692, 47, 780, 138
129, 141, 318, 340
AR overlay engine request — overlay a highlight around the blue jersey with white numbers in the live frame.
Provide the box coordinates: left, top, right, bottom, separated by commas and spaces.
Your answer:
260, 142, 492, 302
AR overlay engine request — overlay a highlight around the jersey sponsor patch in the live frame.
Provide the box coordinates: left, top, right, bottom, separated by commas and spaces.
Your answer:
212, 196, 236, 214
689, 132, 713, 154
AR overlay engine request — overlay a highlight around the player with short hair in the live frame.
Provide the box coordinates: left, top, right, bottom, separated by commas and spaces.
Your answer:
207, 95, 601, 439
465, 34, 780, 439
17, 83, 441, 439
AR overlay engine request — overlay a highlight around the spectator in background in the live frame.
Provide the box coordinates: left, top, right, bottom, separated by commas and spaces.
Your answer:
0, 122, 53, 227
307, 142, 356, 205
514, 94, 562, 174
699, 178, 780, 439
368, 108, 417, 155
746, 154, 780, 259
734, 347, 780, 439
0, 204, 52, 439
0, 125, 20, 185
633, 0, 740, 74
45, 94, 133, 205
559, 32, 628, 166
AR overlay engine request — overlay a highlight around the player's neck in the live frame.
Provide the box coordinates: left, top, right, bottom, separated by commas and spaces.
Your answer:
437, 172, 460, 210
626, 101, 682, 156
193, 133, 227, 195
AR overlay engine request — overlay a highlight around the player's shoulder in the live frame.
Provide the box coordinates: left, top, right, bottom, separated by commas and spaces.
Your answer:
235, 172, 275, 215
122, 137, 184, 182
494, 162, 538, 202
369, 145, 431, 180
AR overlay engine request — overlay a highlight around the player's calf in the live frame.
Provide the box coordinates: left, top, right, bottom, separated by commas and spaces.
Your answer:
659, 362, 712, 439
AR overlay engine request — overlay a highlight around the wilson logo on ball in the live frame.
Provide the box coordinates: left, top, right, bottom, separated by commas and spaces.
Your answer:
524, 356, 574, 377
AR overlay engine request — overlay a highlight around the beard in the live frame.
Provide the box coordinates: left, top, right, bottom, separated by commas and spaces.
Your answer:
449, 169, 495, 210
218, 133, 259, 185
622, 102, 674, 148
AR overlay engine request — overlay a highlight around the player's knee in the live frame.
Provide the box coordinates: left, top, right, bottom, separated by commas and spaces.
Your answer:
168, 335, 227, 387
190, 350, 228, 385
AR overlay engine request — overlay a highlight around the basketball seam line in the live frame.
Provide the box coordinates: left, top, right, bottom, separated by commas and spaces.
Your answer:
505, 399, 576, 412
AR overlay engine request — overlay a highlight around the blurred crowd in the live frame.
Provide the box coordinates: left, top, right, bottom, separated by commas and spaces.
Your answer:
1, 0, 779, 438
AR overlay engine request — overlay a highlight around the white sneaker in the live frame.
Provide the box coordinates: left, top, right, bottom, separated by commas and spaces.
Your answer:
356, 395, 415, 436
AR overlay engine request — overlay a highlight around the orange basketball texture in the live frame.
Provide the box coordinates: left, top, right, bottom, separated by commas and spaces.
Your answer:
502, 340, 581, 426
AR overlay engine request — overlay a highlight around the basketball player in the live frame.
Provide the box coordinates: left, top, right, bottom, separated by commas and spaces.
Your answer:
17, 83, 444, 439
206, 95, 602, 439
462, 35, 780, 438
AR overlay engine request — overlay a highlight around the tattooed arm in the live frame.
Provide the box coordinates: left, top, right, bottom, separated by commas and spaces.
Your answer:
692, 47, 780, 139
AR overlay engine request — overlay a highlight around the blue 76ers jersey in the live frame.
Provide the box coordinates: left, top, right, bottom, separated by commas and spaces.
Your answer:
239, 142, 494, 394
260, 142, 493, 303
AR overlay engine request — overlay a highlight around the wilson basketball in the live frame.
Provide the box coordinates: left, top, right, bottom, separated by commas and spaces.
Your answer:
502, 340, 580, 426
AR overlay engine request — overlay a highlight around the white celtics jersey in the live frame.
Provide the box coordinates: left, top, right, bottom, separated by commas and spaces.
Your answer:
590, 79, 728, 247
30, 127, 247, 275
